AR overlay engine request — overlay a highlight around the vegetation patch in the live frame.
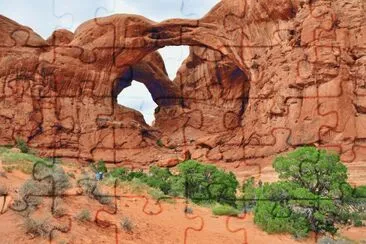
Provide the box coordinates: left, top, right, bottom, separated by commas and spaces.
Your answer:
23, 216, 52, 238
120, 216, 134, 233
103, 160, 239, 207
0, 146, 50, 174
4, 145, 366, 241
14, 162, 72, 217
246, 147, 366, 238
77, 173, 112, 205
76, 209, 92, 222
15, 137, 30, 154
212, 204, 241, 216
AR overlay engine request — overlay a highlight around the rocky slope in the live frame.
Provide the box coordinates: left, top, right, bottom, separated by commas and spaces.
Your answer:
0, 0, 365, 166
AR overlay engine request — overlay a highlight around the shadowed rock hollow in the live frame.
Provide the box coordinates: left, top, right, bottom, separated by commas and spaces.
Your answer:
0, 0, 365, 167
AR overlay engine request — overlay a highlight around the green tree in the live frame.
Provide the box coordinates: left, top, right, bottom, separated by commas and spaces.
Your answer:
251, 147, 365, 238
273, 146, 348, 196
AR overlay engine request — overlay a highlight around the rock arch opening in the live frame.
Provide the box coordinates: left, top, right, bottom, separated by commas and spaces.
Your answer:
114, 46, 190, 126
117, 81, 158, 125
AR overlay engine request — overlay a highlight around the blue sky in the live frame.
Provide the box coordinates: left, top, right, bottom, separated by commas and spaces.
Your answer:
0, 0, 220, 124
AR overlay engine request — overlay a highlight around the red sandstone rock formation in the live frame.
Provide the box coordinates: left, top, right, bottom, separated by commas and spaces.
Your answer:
0, 0, 365, 166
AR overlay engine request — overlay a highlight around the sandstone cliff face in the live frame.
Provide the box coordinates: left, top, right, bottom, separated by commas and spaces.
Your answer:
0, 0, 365, 166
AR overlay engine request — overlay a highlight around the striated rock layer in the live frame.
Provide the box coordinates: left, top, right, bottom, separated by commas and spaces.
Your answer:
0, 0, 365, 167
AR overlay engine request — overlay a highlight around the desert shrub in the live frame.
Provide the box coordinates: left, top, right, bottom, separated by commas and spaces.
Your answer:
53, 197, 67, 217
19, 179, 46, 208
95, 189, 112, 205
76, 209, 91, 222
18, 163, 34, 174
53, 206, 67, 218
78, 174, 96, 196
212, 204, 241, 216
23, 216, 52, 238
32, 162, 72, 195
120, 217, 133, 233
16, 137, 29, 154
78, 175, 112, 205
17, 163, 72, 216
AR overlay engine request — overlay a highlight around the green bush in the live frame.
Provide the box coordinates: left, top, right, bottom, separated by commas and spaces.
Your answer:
109, 167, 128, 180
91, 160, 108, 173
174, 160, 239, 206
142, 166, 174, 195
354, 219, 363, 227
127, 170, 146, 181
212, 204, 241, 216
104, 161, 240, 208
16, 137, 29, 154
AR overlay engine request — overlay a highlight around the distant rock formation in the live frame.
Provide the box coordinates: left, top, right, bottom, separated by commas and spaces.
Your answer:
0, 0, 365, 166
